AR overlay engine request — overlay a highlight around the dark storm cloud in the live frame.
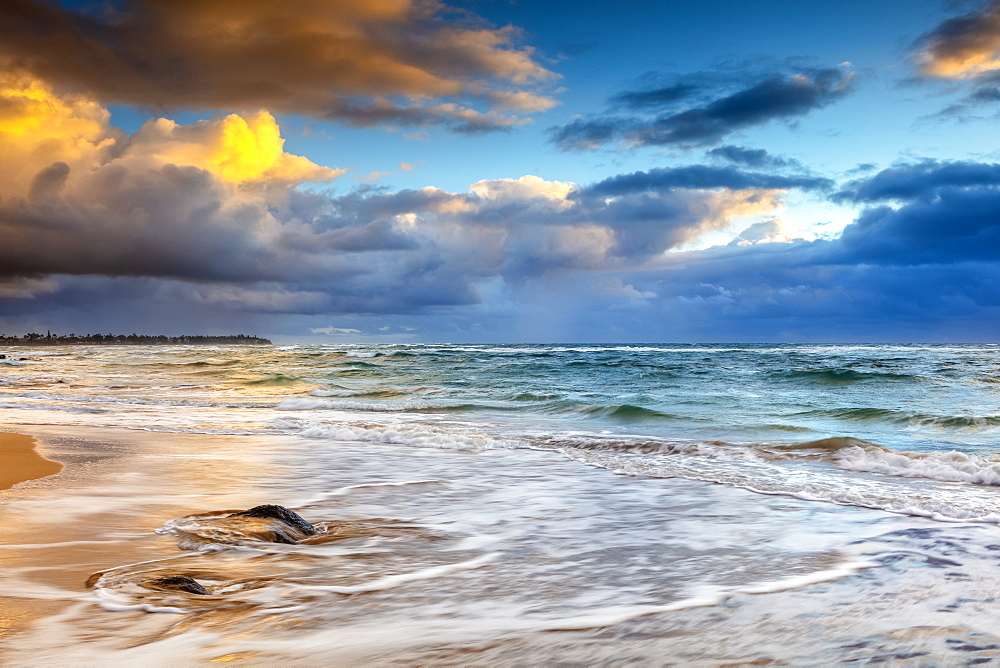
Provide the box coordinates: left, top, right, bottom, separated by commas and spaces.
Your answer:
499, 157, 1000, 341
12, 157, 1000, 340
827, 160, 1000, 267
0, 164, 306, 282
584, 165, 833, 197
550, 68, 854, 150
836, 160, 1000, 201
0, 0, 556, 131
836, 186, 1000, 265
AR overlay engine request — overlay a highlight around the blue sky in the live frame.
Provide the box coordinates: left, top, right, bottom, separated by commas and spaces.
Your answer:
3, 0, 1000, 342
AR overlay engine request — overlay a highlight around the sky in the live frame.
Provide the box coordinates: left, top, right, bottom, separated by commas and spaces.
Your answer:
4, 0, 1000, 342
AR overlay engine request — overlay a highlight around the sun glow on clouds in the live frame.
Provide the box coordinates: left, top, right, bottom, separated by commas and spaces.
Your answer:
919, 1, 1000, 78
0, 74, 343, 197
469, 175, 576, 206
667, 188, 787, 252
0, 0, 557, 132
0, 73, 120, 197
0, 70, 845, 337
128, 112, 345, 185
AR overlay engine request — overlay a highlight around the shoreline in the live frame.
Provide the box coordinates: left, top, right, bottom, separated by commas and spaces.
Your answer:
0, 432, 63, 491
0, 425, 308, 656
0, 424, 993, 664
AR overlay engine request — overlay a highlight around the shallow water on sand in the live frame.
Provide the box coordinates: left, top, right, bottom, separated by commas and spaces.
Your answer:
2, 344, 1000, 663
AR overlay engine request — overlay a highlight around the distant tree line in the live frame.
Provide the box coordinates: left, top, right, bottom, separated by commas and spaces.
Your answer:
0, 332, 271, 345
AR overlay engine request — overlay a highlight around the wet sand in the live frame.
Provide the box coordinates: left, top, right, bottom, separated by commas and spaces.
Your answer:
2, 425, 998, 665
0, 432, 63, 491
0, 425, 296, 657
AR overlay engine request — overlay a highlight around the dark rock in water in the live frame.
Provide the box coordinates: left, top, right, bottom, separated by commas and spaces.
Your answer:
229, 504, 316, 536
0, 354, 5, 359
145, 575, 211, 595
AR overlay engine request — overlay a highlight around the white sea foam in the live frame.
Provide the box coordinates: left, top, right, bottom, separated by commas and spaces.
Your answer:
835, 446, 1000, 485
308, 388, 366, 397
276, 398, 438, 412
565, 447, 1000, 524
289, 420, 523, 450
305, 553, 500, 594
320, 480, 445, 497
510, 557, 876, 631
91, 588, 189, 614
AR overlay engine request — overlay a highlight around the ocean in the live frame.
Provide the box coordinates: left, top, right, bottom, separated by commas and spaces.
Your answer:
2, 343, 1000, 664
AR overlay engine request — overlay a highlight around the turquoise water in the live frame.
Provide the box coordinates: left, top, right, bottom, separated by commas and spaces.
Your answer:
5, 343, 1000, 518
3, 343, 1000, 663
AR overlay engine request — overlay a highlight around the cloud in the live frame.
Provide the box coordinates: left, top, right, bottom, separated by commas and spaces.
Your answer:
1, 71, 822, 328
550, 68, 854, 150
124, 112, 345, 185
707, 145, 800, 170
836, 160, 1000, 202
620, 158, 1000, 339
0, 71, 122, 197
310, 326, 362, 336
0, 0, 557, 132
730, 219, 797, 246
833, 172, 1000, 266
913, 2, 1000, 116
19, 67, 1000, 340
918, 1, 1000, 78
610, 83, 699, 110
0, 75, 351, 283
583, 165, 833, 197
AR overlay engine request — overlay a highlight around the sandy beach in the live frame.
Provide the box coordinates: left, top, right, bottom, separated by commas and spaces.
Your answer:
0, 432, 63, 492
0, 425, 303, 659
4, 343, 1000, 664
2, 421, 1000, 664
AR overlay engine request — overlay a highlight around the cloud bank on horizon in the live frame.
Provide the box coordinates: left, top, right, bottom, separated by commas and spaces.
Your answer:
2, 0, 1000, 342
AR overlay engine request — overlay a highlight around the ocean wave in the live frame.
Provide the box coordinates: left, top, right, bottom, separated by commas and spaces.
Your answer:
773, 436, 883, 453
276, 397, 507, 414
309, 387, 414, 399
773, 368, 918, 384
277, 415, 1000, 520
564, 447, 1000, 524
274, 417, 523, 450
835, 447, 1000, 485
245, 374, 307, 386
797, 407, 1000, 429
12, 391, 276, 409
577, 404, 678, 420
511, 392, 562, 401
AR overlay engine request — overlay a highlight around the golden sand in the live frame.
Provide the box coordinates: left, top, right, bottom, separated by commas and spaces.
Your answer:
0, 432, 63, 491
0, 426, 283, 654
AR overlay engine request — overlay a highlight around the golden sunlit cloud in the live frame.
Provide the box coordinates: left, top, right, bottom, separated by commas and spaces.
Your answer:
0, 75, 343, 197
127, 112, 345, 185
0, 0, 558, 131
919, 1, 1000, 78
0, 72, 121, 197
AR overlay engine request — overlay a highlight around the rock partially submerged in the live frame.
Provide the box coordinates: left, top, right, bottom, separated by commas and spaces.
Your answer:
145, 575, 211, 595
160, 504, 319, 547
85, 570, 213, 597
229, 504, 316, 536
